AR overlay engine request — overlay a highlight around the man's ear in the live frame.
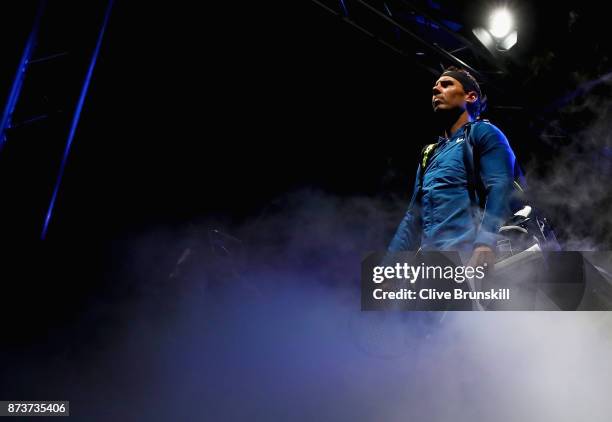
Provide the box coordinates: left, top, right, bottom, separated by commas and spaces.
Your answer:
465, 91, 478, 104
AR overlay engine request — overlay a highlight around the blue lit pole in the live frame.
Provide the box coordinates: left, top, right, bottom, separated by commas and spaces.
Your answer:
41, 0, 114, 239
0, 0, 46, 152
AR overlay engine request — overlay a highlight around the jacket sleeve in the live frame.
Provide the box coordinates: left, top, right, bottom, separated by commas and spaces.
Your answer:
473, 124, 516, 249
388, 165, 422, 252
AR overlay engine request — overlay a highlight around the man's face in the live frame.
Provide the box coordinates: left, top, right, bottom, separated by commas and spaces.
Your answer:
431, 76, 476, 113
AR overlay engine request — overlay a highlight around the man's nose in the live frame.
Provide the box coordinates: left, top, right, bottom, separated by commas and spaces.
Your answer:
432, 84, 441, 95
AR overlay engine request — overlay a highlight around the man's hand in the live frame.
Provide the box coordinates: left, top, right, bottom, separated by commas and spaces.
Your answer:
467, 245, 495, 273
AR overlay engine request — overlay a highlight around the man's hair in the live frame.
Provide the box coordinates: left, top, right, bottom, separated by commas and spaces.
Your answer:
441, 66, 487, 118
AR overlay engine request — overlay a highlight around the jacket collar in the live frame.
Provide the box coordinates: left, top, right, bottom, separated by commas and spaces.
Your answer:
438, 121, 472, 144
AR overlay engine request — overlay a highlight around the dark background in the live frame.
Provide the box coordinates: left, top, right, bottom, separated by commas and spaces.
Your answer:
2, 1, 611, 239
1, 1, 612, 420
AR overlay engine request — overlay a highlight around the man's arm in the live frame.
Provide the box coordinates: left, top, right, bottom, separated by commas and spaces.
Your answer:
473, 124, 516, 250
388, 165, 422, 252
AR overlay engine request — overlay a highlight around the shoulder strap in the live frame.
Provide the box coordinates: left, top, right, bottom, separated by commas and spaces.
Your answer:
419, 142, 439, 189
421, 143, 438, 169
462, 122, 486, 208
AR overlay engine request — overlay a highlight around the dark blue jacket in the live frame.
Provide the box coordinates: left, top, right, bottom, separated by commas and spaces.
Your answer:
388, 120, 517, 253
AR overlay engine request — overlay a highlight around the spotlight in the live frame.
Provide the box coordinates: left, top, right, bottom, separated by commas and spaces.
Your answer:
473, 7, 517, 52
489, 9, 513, 39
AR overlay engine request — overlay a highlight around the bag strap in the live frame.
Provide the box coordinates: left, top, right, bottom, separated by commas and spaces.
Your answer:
462, 121, 487, 209
418, 142, 439, 190
421, 143, 438, 169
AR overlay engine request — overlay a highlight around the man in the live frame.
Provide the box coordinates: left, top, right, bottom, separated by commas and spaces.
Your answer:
389, 66, 518, 268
